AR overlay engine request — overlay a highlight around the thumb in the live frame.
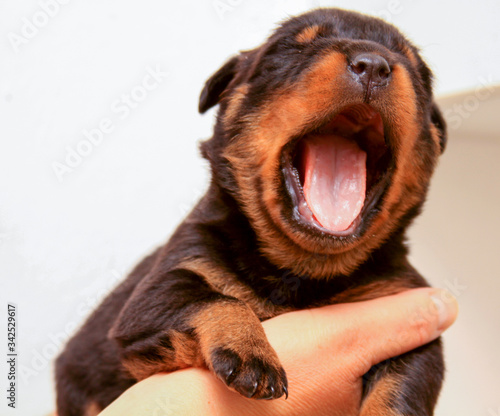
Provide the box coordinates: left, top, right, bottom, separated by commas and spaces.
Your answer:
328, 288, 459, 374
264, 288, 458, 380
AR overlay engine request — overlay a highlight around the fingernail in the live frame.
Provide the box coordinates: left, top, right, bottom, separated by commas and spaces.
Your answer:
430, 289, 459, 332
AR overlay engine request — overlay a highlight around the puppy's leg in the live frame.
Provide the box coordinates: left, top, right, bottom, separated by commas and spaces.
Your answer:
361, 339, 444, 416
109, 268, 288, 399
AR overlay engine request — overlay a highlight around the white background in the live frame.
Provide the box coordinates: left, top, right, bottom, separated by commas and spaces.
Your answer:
1, 0, 499, 415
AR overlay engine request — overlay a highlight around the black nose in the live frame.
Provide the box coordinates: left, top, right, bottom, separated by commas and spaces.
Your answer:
350, 53, 391, 88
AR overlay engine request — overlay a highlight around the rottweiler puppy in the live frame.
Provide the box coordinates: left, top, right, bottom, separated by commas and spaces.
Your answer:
55, 8, 447, 416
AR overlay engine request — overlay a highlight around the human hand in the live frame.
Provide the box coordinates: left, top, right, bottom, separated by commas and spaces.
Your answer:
99, 288, 458, 416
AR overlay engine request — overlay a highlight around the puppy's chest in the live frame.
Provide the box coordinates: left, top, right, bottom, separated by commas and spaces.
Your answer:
179, 257, 394, 320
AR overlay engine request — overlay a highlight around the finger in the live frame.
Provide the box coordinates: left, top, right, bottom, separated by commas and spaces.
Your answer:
356, 288, 457, 365
264, 288, 458, 377
315, 288, 458, 372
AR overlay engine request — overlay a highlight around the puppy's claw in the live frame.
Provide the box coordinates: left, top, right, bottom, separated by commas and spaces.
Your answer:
225, 367, 236, 385
247, 381, 259, 398
210, 348, 287, 400
260, 385, 275, 400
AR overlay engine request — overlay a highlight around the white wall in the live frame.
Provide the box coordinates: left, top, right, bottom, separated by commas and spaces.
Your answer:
1, 1, 499, 414
410, 88, 500, 415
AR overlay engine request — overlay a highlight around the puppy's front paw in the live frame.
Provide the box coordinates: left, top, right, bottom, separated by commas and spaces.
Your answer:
191, 299, 288, 399
210, 347, 288, 399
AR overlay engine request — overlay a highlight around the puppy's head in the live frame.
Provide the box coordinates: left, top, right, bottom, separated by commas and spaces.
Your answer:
199, 8, 447, 278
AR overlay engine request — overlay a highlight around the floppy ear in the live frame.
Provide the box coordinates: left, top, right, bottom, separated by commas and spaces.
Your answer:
198, 56, 239, 114
431, 102, 447, 153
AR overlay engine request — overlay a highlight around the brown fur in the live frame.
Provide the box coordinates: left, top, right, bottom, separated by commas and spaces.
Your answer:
83, 402, 101, 416
361, 375, 402, 416
121, 334, 178, 381
296, 24, 322, 43
403, 44, 420, 69
329, 279, 414, 304
178, 258, 291, 319
223, 84, 250, 127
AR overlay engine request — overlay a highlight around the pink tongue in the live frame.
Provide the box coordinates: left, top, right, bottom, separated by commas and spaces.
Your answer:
302, 134, 367, 232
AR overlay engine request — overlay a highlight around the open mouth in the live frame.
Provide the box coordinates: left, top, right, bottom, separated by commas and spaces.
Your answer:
282, 104, 393, 237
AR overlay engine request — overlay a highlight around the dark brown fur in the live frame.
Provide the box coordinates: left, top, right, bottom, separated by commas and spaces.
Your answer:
55, 8, 447, 415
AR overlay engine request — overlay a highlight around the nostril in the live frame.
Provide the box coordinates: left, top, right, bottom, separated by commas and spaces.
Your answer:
352, 61, 367, 75
378, 65, 390, 79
